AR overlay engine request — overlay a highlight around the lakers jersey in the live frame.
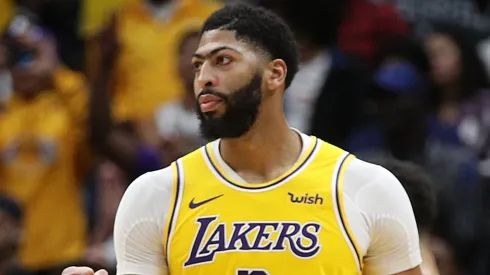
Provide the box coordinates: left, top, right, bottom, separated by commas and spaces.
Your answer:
163, 134, 363, 275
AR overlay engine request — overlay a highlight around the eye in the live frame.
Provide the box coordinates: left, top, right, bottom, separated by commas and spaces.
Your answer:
192, 61, 203, 71
216, 56, 232, 66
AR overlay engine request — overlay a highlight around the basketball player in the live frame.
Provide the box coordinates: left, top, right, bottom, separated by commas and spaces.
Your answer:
63, 3, 422, 275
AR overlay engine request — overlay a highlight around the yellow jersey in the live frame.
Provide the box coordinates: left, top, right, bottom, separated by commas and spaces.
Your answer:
0, 68, 88, 269
0, 0, 13, 35
163, 136, 363, 274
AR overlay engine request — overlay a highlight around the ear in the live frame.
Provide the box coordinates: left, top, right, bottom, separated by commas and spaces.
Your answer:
265, 59, 287, 91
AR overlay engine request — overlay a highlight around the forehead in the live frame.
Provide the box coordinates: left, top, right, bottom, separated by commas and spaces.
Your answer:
196, 30, 255, 56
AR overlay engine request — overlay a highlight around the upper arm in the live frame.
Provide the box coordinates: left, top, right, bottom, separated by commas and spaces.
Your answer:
51, 67, 92, 174
363, 167, 421, 275
114, 167, 174, 275
343, 159, 422, 275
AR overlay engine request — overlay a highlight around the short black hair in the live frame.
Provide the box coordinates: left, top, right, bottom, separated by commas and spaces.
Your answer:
201, 3, 299, 89
371, 157, 437, 233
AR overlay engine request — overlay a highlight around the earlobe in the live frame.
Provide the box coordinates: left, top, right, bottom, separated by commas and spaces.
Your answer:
267, 59, 287, 91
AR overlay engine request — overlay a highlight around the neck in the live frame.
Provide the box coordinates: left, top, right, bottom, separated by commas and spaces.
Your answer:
219, 104, 302, 179
439, 84, 461, 102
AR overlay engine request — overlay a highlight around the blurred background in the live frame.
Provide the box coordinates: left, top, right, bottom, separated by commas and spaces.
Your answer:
0, 0, 488, 274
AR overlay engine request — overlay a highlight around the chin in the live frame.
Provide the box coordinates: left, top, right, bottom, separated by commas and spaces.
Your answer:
203, 110, 227, 119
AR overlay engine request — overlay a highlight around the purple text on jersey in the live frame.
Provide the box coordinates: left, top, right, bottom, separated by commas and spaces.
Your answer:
183, 216, 322, 267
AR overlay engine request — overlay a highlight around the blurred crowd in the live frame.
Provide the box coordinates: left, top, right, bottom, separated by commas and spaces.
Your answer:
0, 0, 489, 274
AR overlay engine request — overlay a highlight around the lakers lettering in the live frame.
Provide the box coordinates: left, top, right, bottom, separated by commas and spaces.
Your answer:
184, 216, 322, 267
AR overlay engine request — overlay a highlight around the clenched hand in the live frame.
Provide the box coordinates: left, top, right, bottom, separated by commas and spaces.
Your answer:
61, 266, 109, 275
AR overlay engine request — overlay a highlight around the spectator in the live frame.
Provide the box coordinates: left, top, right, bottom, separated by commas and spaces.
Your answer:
13, 0, 84, 71
346, 36, 480, 189
346, 36, 431, 159
0, 23, 89, 273
88, 15, 161, 181
425, 28, 490, 161
84, 19, 160, 266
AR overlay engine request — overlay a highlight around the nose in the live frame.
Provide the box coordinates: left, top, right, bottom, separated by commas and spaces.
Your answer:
196, 62, 218, 89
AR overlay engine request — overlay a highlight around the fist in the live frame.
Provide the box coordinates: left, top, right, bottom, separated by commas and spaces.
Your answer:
62, 266, 109, 275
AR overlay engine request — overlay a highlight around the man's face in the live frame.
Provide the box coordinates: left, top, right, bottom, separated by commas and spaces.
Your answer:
192, 30, 265, 140
9, 34, 56, 99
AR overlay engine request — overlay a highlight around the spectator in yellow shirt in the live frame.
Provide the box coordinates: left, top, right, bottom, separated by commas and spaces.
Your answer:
0, 25, 89, 273
86, 0, 221, 124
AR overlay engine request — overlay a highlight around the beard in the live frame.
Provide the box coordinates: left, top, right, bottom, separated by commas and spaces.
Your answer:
196, 74, 263, 140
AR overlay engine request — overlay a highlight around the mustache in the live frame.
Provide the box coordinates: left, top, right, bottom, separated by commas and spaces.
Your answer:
197, 90, 229, 102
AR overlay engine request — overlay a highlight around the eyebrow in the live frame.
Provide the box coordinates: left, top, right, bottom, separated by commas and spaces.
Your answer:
192, 46, 241, 59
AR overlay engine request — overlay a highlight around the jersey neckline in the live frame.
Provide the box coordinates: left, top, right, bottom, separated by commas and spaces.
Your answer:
202, 130, 321, 192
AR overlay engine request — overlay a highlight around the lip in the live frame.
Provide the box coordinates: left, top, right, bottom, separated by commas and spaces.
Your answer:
199, 94, 223, 113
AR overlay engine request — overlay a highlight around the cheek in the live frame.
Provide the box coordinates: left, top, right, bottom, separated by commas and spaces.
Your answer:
220, 69, 257, 91
429, 44, 461, 78
445, 55, 461, 75
431, 53, 457, 78
193, 80, 200, 96
431, 51, 448, 69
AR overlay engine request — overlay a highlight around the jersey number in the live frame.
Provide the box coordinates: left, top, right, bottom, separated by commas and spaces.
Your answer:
237, 269, 270, 275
